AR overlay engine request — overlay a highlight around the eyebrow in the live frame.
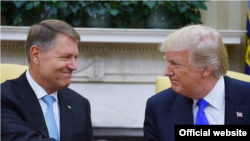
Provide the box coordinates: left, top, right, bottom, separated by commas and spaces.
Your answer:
166, 58, 179, 63
167, 58, 188, 66
60, 52, 78, 56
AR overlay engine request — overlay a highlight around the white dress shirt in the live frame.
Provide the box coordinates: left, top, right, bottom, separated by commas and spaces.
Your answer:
193, 76, 225, 125
26, 70, 60, 139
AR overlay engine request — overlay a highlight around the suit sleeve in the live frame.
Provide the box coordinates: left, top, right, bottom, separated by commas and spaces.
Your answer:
143, 99, 158, 141
85, 100, 94, 141
1, 93, 56, 141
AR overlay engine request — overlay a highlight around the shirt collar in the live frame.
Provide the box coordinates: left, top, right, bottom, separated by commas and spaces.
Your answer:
193, 76, 225, 110
26, 69, 58, 101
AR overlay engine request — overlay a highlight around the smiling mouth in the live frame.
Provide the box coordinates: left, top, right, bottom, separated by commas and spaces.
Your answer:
62, 72, 72, 77
61, 70, 72, 74
63, 72, 72, 74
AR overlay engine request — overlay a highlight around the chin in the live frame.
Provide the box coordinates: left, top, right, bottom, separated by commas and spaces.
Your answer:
171, 85, 177, 91
171, 86, 181, 94
59, 81, 70, 88
65, 82, 71, 87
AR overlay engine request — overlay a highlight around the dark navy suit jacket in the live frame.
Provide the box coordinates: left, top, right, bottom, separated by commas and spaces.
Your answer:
1, 72, 93, 141
144, 76, 250, 141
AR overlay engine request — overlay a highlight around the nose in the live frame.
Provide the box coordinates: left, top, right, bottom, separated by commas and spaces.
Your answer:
68, 58, 78, 71
164, 63, 174, 76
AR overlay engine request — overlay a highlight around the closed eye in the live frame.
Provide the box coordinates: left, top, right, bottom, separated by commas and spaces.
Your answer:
60, 56, 69, 58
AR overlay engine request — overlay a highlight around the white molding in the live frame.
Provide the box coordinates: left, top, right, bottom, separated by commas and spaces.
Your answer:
1, 26, 246, 44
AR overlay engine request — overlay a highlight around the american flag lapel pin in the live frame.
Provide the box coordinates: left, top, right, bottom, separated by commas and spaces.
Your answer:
236, 112, 243, 118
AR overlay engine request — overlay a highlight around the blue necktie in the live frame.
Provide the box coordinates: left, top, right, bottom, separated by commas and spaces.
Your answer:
196, 99, 209, 125
42, 95, 59, 140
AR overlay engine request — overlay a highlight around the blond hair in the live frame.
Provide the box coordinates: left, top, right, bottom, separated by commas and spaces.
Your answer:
160, 25, 229, 78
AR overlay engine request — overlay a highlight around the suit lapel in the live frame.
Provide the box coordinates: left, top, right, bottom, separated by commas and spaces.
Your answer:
17, 72, 49, 138
172, 94, 194, 125
58, 89, 74, 141
224, 76, 249, 125
171, 76, 249, 125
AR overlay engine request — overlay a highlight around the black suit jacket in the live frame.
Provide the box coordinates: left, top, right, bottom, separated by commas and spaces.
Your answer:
144, 76, 250, 141
1, 72, 93, 141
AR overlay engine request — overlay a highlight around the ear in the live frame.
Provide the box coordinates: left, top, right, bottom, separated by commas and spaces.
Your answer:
202, 66, 213, 77
30, 45, 42, 64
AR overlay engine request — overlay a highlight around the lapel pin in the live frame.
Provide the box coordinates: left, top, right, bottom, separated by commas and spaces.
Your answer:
68, 105, 71, 109
236, 111, 243, 118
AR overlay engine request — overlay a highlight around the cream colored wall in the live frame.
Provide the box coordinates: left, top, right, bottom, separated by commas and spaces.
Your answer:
201, 1, 248, 73
201, 1, 247, 30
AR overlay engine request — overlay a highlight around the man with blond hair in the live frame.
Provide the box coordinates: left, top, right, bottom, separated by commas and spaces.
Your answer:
144, 25, 250, 141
